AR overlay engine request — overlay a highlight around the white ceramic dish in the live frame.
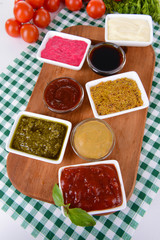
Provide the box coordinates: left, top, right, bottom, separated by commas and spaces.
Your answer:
36, 31, 91, 70
6, 111, 72, 164
85, 71, 149, 119
105, 14, 153, 47
58, 160, 127, 215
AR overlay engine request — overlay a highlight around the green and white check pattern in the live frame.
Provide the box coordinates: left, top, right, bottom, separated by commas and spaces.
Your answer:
0, 8, 160, 240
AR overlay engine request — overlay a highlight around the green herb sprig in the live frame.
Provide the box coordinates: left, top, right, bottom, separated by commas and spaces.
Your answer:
52, 184, 96, 227
103, 0, 160, 24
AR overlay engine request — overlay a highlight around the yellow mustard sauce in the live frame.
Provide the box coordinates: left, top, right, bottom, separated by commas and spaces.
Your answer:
73, 120, 113, 159
90, 78, 143, 116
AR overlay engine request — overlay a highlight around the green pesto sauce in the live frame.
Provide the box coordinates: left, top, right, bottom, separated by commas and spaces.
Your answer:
10, 115, 67, 160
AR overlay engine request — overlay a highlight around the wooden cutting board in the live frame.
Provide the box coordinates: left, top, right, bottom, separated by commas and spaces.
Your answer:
7, 26, 155, 208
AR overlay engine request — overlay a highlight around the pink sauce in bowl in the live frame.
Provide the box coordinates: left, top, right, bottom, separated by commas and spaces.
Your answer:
41, 36, 88, 67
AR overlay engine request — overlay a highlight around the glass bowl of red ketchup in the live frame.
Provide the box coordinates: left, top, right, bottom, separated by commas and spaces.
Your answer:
43, 77, 84, 113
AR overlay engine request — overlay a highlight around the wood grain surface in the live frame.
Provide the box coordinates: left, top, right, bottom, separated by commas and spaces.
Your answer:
7, 26, 155, 209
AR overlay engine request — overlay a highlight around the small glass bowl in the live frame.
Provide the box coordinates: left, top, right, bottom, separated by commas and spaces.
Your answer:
43, 77, 84, 114
87, 42, 126, 76
70, 118, 115, 161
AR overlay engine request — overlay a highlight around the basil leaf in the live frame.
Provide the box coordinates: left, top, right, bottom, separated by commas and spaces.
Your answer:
52, 184, 64, 207
52, 184, 96, 227
63, 206, 68, 217
68, 208, 96, 227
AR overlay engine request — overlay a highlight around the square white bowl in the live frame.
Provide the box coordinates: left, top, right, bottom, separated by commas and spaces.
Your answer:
6, 111, 72, 164
85, 71, 149, 119
105, 14, 153, 47
36, 31, 91, 70
58, 160, 127, 215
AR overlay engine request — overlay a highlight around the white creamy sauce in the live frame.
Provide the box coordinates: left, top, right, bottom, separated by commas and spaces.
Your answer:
108, 18, 150, 42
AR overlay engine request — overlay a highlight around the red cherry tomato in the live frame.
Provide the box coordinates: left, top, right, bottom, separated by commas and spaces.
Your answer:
33, 8, 51, 28
5, 18, 21, 37
14, 1, 34, 23
86, 0, 106, 19
20, 24, 39, 43
43, 0, 60, 12
14, 0, 23, 4
65, 0, 82, 11
25, 0, 45, 9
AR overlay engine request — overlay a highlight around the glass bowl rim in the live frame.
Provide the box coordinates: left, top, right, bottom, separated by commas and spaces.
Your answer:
87, 42, 126, 76
43, 77, 84, 114
70, 118, 116, 161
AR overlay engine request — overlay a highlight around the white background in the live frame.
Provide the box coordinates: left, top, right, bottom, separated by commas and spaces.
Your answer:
0, 0, 160, 239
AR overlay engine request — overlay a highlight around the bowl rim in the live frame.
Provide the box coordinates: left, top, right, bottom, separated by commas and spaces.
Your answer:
87, 41, 126, 76
43, 77, 84, 114
85, 71, 149, 119
58, 159, 127, 215
5, 111, 72, 164
36, 30, 91, 71
105, 14, 153, 47
70, 118, 115, 161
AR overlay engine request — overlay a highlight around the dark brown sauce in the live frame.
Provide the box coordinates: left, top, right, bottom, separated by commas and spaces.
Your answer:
90, 45, 123, 72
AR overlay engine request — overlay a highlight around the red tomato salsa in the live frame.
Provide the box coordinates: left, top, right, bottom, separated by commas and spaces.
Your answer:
60, 164, 123, 212
44, 77, 83, 112
41, 36, 88, 66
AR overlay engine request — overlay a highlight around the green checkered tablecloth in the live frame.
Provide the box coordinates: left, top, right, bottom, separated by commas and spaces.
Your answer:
0, 8, 160, 240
